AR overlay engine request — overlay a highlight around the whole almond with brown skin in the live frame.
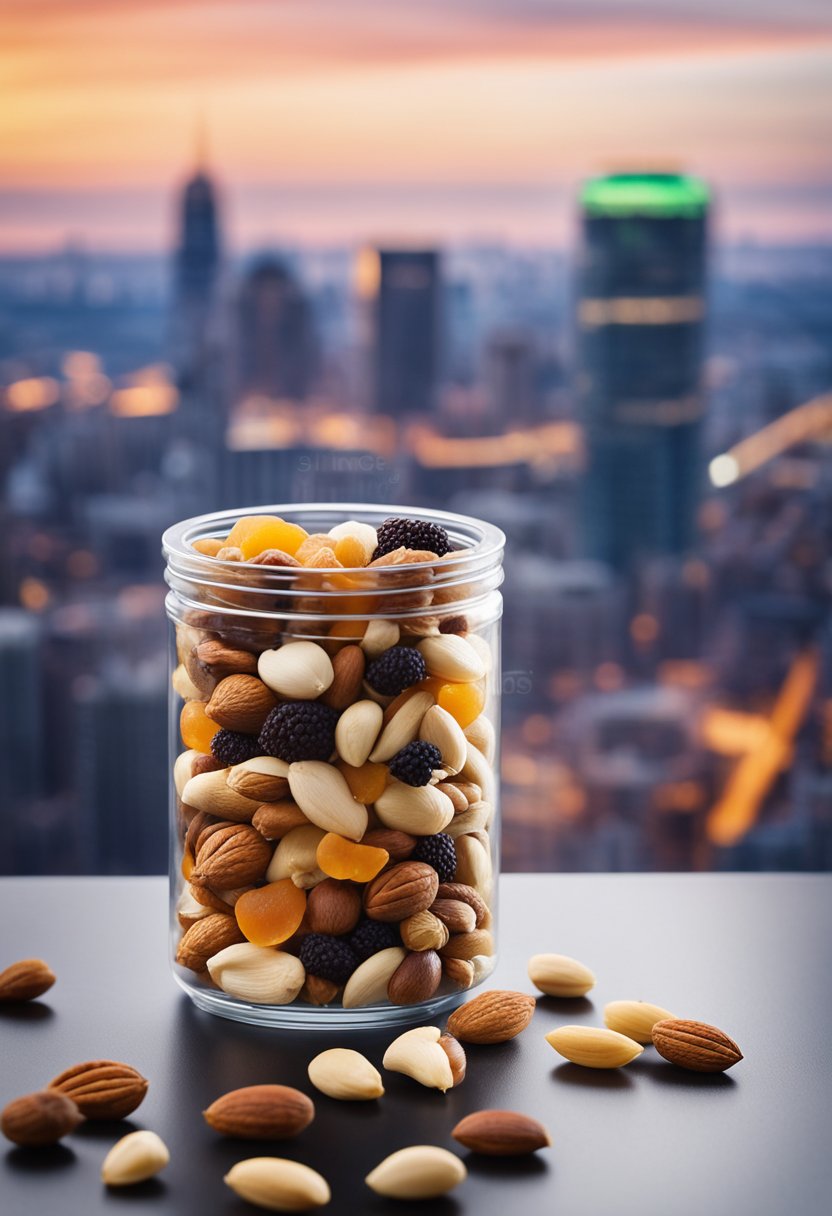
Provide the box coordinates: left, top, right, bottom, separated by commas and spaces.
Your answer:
193, 822, 273, 888
305, 879, 362, 935
301, 975, 340, 1006
189, 881, 236, 914
387, 950, 442, 1005
363, 861, 438, 922
321, 645, 365, 709
0, 958, 56, 1002
175, 913, 245, 971
447, 990, 536, 1044
436, 882, 488, 927
431, 898, 476, 935
439, 929, 495, 962
443, 957, 475, 990
191, 753, 223, 777
652, 1019, 743, 1073
362, 828, 417, 862
452, 1110, 550, 1156
50, 1060, 148, 1120
205, 675, 277, 733
194, 638, 258, 679
1, 1091, 84, 1146
438, 1034, 467, 1087
248, 549, 302, 567
203, 1084, 314, 1139
253, 801, 310, 840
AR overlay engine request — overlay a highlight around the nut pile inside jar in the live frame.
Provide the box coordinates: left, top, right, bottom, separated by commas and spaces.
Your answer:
172, 514, 497, 1010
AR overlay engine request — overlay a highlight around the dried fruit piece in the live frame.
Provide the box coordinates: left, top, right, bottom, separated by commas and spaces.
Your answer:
437, 681, 485, 729
652, 1019, 743, 1073
336, 760, 388, 803
317, 833, 389, 882
452, 1110, 550, 1156
229, 515, 308, 559
333, 534, 369, 568
102, 1130, 170, 1186
235, 880, 308, 947
225, 1158, 330, 1211
545, 1025, 644, 1069
49, 1060, 148, 1120
180, 700, 221, 753
366, 1145, 466, 1200
204, 1084, 314, 1139
0, 958, 56, 1003
307, 1049, 384, 1101
1, 1091, 83, 1146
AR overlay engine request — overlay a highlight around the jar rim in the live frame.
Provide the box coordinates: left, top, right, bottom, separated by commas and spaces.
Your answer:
163, 503, 505, 620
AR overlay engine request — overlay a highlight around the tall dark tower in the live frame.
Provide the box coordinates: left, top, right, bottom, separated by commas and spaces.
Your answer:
577, 172, 709, 571
358, 248, 441, 416
236, 258, 315, 403
170, 137, 221, 388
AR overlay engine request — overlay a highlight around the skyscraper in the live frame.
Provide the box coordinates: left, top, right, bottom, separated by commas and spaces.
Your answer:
358, 248, 441, 416
170, 151, 221, 387
577, 172, 709, 570
236, 258, 315, 403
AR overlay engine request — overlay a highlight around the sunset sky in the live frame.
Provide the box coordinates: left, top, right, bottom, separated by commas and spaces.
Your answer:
1, 0, 831, 251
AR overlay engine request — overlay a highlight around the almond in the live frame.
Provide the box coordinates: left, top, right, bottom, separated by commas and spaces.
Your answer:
388, 950, 442, 1005
191, 753, 223, 777
435, 782, 468, 813
366, 1145, 466, 1200
545, 1025, 644, 1068
204, 1084, 314, 1139
102, 1130, 170, 1186
253, 800, 310, 840
267, 824, 327, 888
362, 827, 417, 861
445, 801, 491, 839
431, 898, 476, 934
342, 947, 406, 1009
193, 822, 273, 887
418, 635, 485, 682
206, 944, 305, 1005
288, 761, 368, 842
382, 1026, 456, 1092
375, 780, 454, 836
454, 833, 493, 896
174, 748, 200, 797
171, 662, 203, 701
438, 1033, 467, 1087
225, 1158, 330, 1210
452, 1110, 550, 1156
369, 691, 434, 762
528, 953, 596, 998
182, 769, 262, 823
361, 618, 401, 658
300, 976, 340, 1006
305, 879, 362, 935
335, 699, 383, 767
447, 990, 536, 1044
0, 958, 56, 1003
307, 1049, 384, 1101
652, 1019, 743, 1073
400, 910, 449, 952
248, 548, 302, 566
176, 885, 214, 927
205, 674, 277, 733
226, 757, 291, 802
49, 1060, 148, 1120
363, 861, 439, 922
464, 714, 496, 763
258, 642, 334, 700
436, 882, 489, 926
320, 644, 365, 709
439, 929, 495, 962
1, 1091, 83, 1146
193, 637, 258, 679
419, 704, 468, 775
175, 913, 245, 971
442, 957, 475, 990
604, 1000, 676, 1044
460, 741, 496, 804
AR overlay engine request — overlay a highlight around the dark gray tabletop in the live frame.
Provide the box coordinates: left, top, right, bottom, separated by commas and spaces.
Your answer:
1, 874, 830, 1216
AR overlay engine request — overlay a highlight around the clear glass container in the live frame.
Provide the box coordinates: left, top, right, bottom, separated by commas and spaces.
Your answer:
162, 504, 504, 1028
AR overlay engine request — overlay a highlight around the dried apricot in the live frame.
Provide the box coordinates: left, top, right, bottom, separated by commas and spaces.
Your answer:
180, 701, 220, 753
437, 681, 485, 729
316, 833, 389, 882
238, 518, 308, 560
337, 760, 389, 803
334, 535, 370, 568
235, 880, 307, 947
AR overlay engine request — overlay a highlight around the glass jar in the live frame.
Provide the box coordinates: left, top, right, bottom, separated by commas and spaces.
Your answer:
162, 504, 504, 1028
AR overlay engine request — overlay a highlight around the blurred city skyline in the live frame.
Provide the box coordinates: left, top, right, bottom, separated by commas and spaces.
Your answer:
2, 0, 831, 250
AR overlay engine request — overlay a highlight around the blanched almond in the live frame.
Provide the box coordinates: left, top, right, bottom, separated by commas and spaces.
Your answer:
101, 1130, 169, 1186
604, 1000, 676, 1044
266, 824, 327, 889
335, 700, 383, 767
257, 643, 334, 700
182, 769, 261, 823
382, 1026, 454, 1092
528, 953, 596, 998
225, 1158, 330, 1211
342, 947, 406, 1009
288, 762, 368, 842
369, 691, 434, 762
366, 1145, 466, 1200
361, 619, 400, 658
418, 635, 485, 682
307, 1049, 384, 1101
545, 1025, 644, 1068
206, 944, 305, 1005
375, 780, 454, 835
419, 704, 468, 774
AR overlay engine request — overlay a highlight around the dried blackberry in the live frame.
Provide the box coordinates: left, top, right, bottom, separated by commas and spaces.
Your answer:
299, 933, 358, 984
365, 646, 426, 697
349, 919, 400, 962
412, 833, 457, 883
389, 741, 442, 787
210, 728, 261, 767
372, 517, 451, 560
258, 701, 339, 763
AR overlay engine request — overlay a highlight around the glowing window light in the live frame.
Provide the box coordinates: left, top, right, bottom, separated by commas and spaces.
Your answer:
5, 377, 60, 412
20, 577, 50, 612
709, 454, 740, 487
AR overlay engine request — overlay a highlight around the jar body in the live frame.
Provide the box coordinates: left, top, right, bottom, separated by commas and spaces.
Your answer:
164, 505, 503, 1028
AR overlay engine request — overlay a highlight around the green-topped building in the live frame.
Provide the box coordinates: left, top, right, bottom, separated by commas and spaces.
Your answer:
577, 172, 710, 571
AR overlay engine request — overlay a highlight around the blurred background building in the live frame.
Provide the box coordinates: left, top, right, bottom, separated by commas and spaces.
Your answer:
1, 1, 831, 876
